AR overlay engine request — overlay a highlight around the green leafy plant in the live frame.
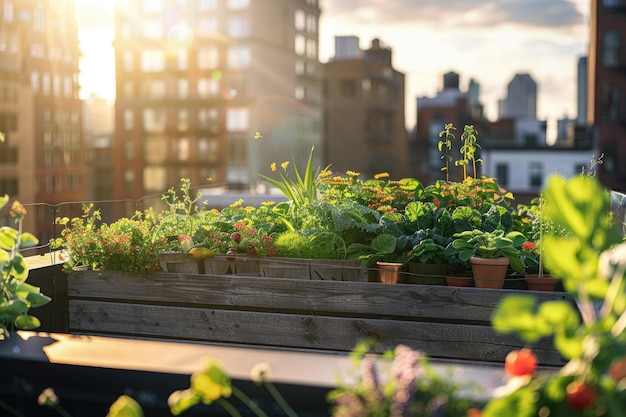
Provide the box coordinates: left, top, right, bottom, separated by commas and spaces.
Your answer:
0, 196, 51, 340
445, 229, 527, 273
456, 125, 483, 180
438, 123, 455, 182
406, 229, 451, 265
258, 146, 329, 211
485, 175, 626, 416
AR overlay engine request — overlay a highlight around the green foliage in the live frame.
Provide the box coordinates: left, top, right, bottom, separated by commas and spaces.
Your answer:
438, 123, 455, 181
0, 196, 50, 340
258, 146, 328, 211
406, 229, 451, 265
486, 175, 626, 417
446, 229, 527, 273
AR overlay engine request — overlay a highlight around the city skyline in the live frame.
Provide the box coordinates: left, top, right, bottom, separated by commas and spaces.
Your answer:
75, 0, 589, 130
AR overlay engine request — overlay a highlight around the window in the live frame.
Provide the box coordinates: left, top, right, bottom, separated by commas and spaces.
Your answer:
123, 109, 134, 130
141, 49, 165, 72
601, 84, 620, 121
197, 47, 219, 69
306, 14, 317, 34
4, 1, 13, 22
227, 0, 249, 9
144, 21, 163, 39
31, 72, 39, 93
226, 108, 249, 131
63, 76, 72, 97
295, 60, 305, 75
177, 110, 189, 131
122, 81, 134, 99
177, 50, 188, 70
227, 47, 250, 69
144, 136, 167, 164
178, 79, 189, 99
197, 78, 218, 97
123, 51, 134, 72
604, 0, 623, 7
173, 138, 190, 160
198, 108, 219, 130
124, 139, 135, 159
198, 137, 218, 161
295, 9, 305, 31
306, 39, 317, 59
143, 167, 166, 192
197, 17, 218, 36
42, 73, 51, 95
0, 178, 18, 195
52, 75, 61, 97
30, 43, 45, 58
34, 8, 44, 31
603, 31, 620, 68
496, 164, 509, 187
144, 80, 166, 99
124, 169, 135, 185
529, 162, 543, 188
142, 108, 166, 133
295, 86, 304, 101
295, 34, 305, 55
199, 0, 217, 11
228, 16, 249, 38
602, 140, 618, 176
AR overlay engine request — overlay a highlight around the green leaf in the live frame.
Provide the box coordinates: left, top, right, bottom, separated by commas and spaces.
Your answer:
492, 295, 552, 342
14, 314, 41, 330
0, 226, 18, 250
19, 232, 39, 249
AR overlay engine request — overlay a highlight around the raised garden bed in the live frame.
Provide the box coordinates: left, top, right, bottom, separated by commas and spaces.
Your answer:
67, 269, 579, 368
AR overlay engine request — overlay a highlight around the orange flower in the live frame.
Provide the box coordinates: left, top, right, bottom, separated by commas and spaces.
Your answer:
522, 241, 536, 251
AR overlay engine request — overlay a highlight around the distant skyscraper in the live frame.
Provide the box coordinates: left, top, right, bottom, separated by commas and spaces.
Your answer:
577, 56, 588, 126
498, 73, 537, 120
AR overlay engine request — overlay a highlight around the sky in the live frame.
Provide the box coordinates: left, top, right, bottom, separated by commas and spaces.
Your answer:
74, 0, 590, 131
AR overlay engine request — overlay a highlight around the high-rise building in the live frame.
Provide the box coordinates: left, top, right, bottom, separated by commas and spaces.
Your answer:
112, 0, 323, 208
498, 73, 537, 120
588, 0, 626, 192
0, 0, 87, 243
577, 56, 588, 126
322, 37, 409, 178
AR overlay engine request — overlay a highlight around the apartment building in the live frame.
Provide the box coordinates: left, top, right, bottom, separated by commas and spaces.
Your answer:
112, 0, 323, 208
589, 0, 626, 192
322, 37, 409, 179
0, 0, 86, 243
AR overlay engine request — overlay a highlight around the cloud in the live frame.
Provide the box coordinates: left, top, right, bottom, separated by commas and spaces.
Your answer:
322, 0, 583, 30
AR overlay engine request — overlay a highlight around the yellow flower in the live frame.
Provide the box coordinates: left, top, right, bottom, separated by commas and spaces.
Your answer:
281, 161, 289, 170
261, 201, 276, 207
346, 170, 360, 177
374, 172, 389, 180
270, 162, 277, 172
253, 131, 263, 139
229, 199, 243, 208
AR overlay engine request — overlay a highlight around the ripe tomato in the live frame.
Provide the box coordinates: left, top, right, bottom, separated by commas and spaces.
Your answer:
504, 348, 537, 377
609, 357, 626, 382
566, 381, 595, 411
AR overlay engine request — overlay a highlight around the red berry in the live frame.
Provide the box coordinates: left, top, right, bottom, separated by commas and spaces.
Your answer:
609, 357, 626, 382
566, 381, 595, 411
504, 348, 538, 377
231, 232, 241, 243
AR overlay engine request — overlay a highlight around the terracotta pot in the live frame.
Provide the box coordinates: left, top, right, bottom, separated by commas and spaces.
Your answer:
445, 274, 474, 287
525, 274, 558, 291
469, 257, 509, 289
406, 262, 447, 285
376, 261, 405, 284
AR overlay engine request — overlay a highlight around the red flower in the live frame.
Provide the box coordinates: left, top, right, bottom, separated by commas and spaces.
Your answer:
522, 241, 535, 251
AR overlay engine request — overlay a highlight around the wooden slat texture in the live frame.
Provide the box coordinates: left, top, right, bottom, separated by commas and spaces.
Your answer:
67, 270, 576, 367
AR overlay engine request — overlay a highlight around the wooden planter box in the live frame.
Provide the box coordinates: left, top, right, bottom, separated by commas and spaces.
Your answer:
67, 270, 578, 368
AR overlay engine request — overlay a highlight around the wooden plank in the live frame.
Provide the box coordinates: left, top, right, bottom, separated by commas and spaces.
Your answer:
68, 299, 566, 367
67, 270, 575, 323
